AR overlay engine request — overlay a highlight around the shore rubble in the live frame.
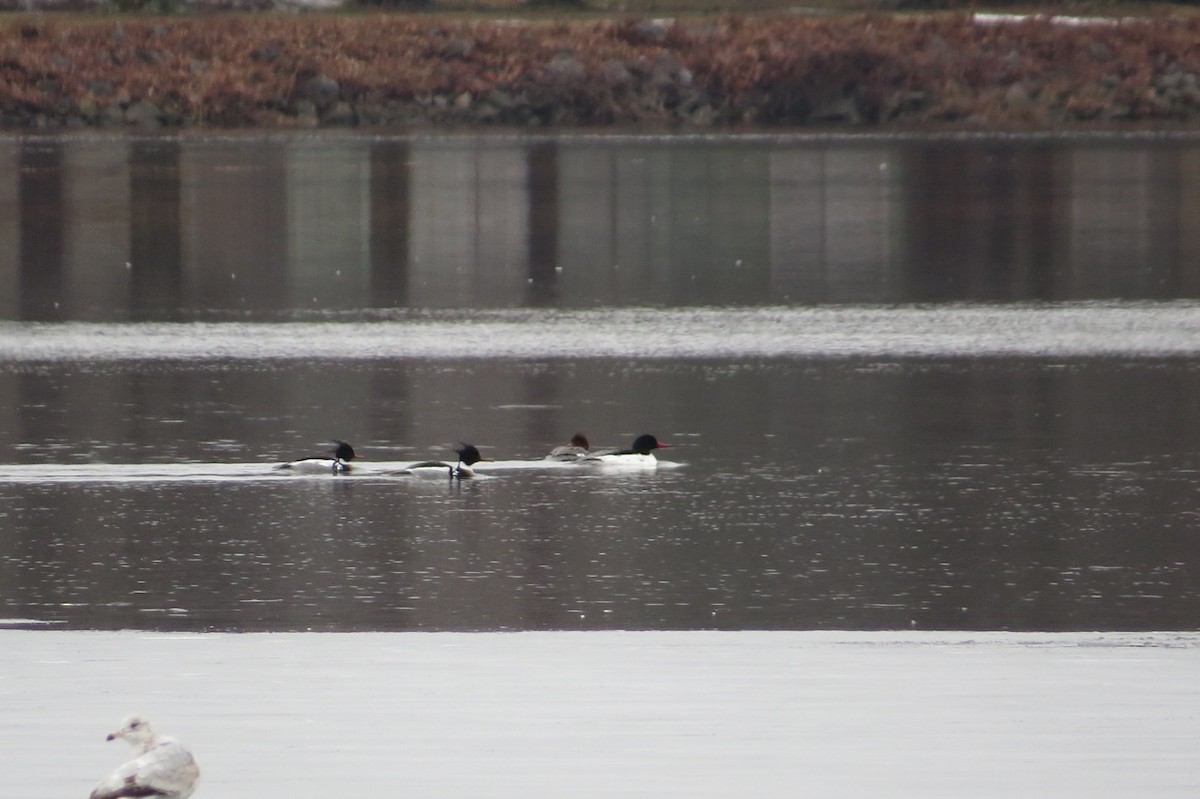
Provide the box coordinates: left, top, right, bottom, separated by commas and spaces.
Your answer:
3, 13, 1200, 129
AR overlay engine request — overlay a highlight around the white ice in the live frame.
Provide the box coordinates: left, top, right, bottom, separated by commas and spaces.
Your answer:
2, 630, 1199, 798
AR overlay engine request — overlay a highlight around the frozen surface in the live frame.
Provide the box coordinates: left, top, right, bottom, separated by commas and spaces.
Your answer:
3, 630, 1199, 798
1, 303, 1199, 361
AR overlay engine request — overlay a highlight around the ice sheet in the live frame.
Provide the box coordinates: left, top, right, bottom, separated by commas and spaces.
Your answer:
3, 630, 1199, 798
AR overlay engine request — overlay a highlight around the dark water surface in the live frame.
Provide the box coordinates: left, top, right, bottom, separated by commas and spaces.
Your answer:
1, 133, 1199, 633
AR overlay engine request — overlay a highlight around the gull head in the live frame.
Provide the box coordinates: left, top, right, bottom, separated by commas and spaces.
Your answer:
106, 714, 157, 750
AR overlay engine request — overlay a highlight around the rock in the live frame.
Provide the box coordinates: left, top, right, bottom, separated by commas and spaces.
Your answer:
601, 60, 633, 90
320, 101, 356, 126
77, 97, 99, 121
543, 53, 585, 84
809, 93, 862, 125
100, 103, 125, 127
1156, 71, 1185, 93
159, 106, 186, 126
484, 88, 516, 110
442, 36, 473, 59
649, 52, 685, 91
1179, 87, 1200, 108
881, 89, 928, 120
86, 79, 114, 97
304, 74, 341, 109
124, 99, 162, 128
472, 103, 499, 122
250, 44, 279, 62
1004, 81, 1033, 108
633, 19, 670, 41
1088, 40, 1115, 62
293, 99, 319, 127
688, 103, 715, 127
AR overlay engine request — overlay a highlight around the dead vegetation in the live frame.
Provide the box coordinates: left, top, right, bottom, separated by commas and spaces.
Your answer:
2, 12, 1200, 128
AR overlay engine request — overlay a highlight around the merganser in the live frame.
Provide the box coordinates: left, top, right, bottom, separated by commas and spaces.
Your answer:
546, 432, 591, 462
408, 443, 485, 480
584, 434, 671, 467
90, 714, 200, 799
274, 440, 356, 474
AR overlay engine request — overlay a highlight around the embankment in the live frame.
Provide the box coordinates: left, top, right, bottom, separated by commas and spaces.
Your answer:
3, 13, 1200, 129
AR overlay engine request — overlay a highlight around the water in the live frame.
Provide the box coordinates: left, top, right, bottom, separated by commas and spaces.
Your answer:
1, 133, 1199, 633
5, 133, 1200, 321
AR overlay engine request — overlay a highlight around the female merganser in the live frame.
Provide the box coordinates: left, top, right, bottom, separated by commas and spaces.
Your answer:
546, 432, 591, 462
584, 434, 671, 467
274, 440, 356, 474
408, 443, 484, 479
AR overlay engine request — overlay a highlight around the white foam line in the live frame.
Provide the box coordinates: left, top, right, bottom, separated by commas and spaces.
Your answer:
973, 12, 1135, 26
0, 304, 1197, 361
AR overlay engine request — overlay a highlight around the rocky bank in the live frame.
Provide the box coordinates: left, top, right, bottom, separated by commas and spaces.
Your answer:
3, 12, 1200, 129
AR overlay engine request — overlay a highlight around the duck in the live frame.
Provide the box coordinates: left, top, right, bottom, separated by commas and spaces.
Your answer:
583, 434, 671, 467
545, 432, 591, 462
90, 714, 200, 799
407, 443, 485, 480
274, 440, 356, 474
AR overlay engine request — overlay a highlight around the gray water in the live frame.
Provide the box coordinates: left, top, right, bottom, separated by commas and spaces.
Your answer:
1, 133, 1199, 633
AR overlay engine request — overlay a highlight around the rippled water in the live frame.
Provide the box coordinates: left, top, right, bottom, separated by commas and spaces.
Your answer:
1, 133, 1199, 633
3, 352, 1199, 632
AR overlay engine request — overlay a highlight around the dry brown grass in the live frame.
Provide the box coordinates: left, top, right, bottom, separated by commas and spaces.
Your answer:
3, 12, 1200, 128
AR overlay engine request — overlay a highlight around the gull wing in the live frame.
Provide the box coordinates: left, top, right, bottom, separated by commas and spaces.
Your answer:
90, 739, 200, 799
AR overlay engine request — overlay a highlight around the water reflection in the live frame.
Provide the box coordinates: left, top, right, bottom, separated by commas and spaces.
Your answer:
368, 140, 410, 307
5, 135, 1200, 319
17, 141, 66, 321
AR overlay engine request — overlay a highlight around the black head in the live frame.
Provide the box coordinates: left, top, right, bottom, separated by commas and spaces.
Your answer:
332, 441, 356, 462
630, 434, 669, 455
569, 432, 590, 450
455, 443, 483, 466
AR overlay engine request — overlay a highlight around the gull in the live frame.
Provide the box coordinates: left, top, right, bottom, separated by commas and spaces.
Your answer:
90, 714, 200, 799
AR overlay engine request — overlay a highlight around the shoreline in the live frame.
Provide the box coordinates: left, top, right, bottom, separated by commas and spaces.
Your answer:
3, 12, 1200, 131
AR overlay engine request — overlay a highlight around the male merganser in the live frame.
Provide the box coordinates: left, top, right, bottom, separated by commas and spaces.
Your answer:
274, 440, 356, 474
408, 443, 485, 480
584, 434, 671, 467
90, 714, 200, 799
546, 432, 591, 462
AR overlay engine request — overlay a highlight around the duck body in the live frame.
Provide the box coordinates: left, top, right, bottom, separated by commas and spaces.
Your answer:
407, 443, 484, 479
584, 434, 671, 468
546, 433, 591, 462
275, 440, 355, 474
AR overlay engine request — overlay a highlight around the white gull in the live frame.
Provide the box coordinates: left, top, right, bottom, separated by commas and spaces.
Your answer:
89, 714, 200, 799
